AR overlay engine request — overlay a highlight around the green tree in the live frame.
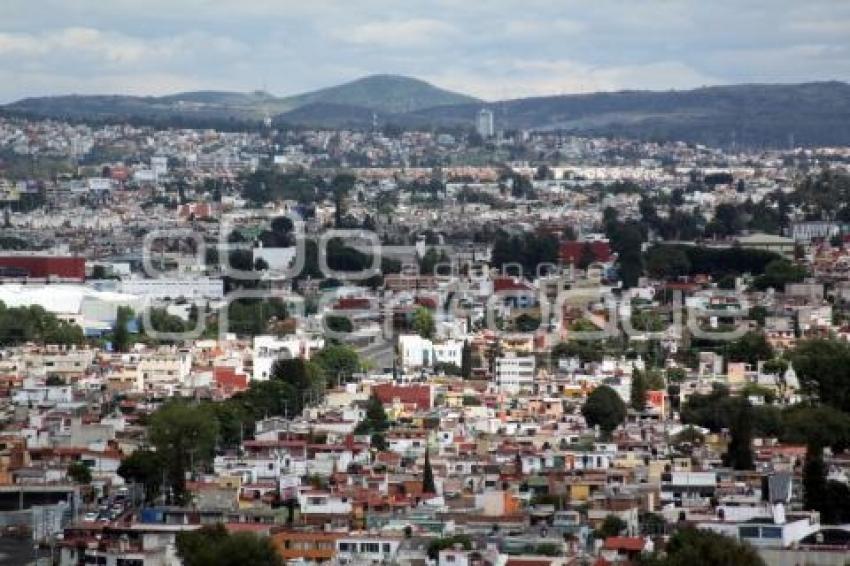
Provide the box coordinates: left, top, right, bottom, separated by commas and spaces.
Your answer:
176, 524, 283, 566
460, 341, 473, 379
226, 298, 288, 336
422, 449, 436, 494
630, 369, 648, 412
791, 339, 850, 412
582, 385, 627, 437
779, 405, 850, 451
803, 443, 827, 517
514, 313, 540, 332
426, 535, 472, 560
325, 314, 354, 333
67, 462, 92, 484
552, 340, 604, 364
666, 367, 687, 382
149, 401, 218, 504
607, 221, 644, 288
752, 259, 807, 291
313, 344, 360, 384
271, 358, 325, 410
595, 515, 626, 538
0, 302, 84, 346
118, 449, 164, 503
370, 432, 387, 451
821, 482, 850, 524
723, 401, 754, 470
419, 248, 449, 276
726, 332, 774, 366
355, 394, 389, 435
645, 527, 765, 566
113, 306, 132, 353
644, 245, 691, 280
412, 306, 435, 339
670, 426, 705, 448
144, 307, 187, 337
680, 386, 738, 432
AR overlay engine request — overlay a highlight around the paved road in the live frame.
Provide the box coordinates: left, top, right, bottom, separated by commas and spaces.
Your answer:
357, 338, 395, 372
0, 537, 44, 566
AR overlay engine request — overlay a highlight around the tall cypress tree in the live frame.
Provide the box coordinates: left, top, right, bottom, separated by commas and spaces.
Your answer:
422, 449, 436, 494
630, 369, 647, 412
803, 443, 827, 515
113, 307, 131, 353
461, 341, 472, 379
723, 400, 754, 470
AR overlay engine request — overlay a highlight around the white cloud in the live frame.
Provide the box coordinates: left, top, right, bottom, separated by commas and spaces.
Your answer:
504, 19, 584, 37
0, 27, 246, 67
0, 1, 849, 101
426, 59, 722, 100
338, 18, 458, 48
0, 69, 219, 100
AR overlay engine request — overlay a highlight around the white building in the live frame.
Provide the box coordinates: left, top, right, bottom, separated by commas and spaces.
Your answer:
398, 335, 464, 370
12, 379, 74, 407
137, 349, 193, 389
495, 354, 536, 394
297, 490, 353, 517
335, 535, 402, 563
399, 334, 432, 369
476, 108, 495, 138
117, 278, 224, 301
0, 283, 141, 333
252, 334, 324, 381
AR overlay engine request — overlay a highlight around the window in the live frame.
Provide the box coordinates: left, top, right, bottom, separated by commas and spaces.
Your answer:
739, 526, 760, 539
382, 543, 391, 553
761, 527, 782, 539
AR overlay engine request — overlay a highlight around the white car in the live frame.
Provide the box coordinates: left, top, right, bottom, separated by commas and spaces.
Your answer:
83, 512, 98, 522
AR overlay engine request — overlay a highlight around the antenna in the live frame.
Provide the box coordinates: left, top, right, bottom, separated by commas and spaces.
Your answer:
259, 78, 272, 128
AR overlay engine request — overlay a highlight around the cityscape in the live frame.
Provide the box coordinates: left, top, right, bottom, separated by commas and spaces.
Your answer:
2, 2, 850, 566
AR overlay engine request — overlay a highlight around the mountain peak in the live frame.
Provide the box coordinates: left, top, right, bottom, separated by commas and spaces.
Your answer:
283, 74, 477, 114
282, 74, 480, 114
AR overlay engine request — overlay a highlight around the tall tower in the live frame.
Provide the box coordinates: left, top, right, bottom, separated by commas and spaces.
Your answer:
476, 108, 495, 138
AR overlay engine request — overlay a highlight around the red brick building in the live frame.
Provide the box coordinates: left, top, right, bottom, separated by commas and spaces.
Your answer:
0, 255, 85, 280
372, 383, 432, 410
559, 241, 612, 265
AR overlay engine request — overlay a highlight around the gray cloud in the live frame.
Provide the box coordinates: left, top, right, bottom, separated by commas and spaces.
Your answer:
0, 0, 849, 102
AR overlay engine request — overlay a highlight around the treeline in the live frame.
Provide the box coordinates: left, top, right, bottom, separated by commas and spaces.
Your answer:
681, 387, 850, 451
644, 244, 806, 289
0, 301, 84, 346
4, 108, 262, 133
682, 339, 850, 451
491, 231, 559, 276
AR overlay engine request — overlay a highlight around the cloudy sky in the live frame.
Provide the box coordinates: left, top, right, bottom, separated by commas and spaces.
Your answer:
1, 0, 849, 102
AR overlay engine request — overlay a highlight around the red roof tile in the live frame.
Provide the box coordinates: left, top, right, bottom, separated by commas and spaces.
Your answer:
603, 536, 645, 552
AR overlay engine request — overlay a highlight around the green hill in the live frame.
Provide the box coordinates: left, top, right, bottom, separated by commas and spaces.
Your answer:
6, 77, 850, 147
4, 74, 478, 124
